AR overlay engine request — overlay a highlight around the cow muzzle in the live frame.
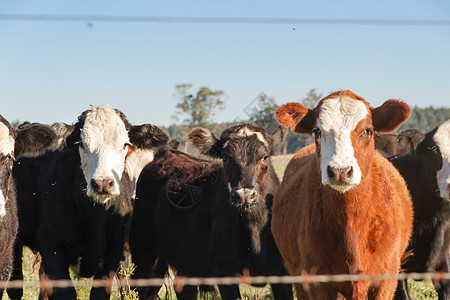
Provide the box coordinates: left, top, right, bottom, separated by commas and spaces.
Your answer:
231, 188, 259, 209
88, 177, 117, 202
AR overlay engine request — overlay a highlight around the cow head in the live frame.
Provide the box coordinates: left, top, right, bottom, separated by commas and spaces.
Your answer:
189, 124, 286, 210
0, 116, 57, 217
276, 90, 410, 192
402, 121, 450, 200
64, 105, 169, 206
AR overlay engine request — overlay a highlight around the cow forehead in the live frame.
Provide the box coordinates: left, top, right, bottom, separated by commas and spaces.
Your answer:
433, 120, 450, 161
317, 97, 369, 132
0, 122, 14, 156
234, 126, 269, 146
81, 106, 129, 150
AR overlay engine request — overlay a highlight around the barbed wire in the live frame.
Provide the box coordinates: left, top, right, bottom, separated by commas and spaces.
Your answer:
0, 271, 448, 290
0, 14, 450, 26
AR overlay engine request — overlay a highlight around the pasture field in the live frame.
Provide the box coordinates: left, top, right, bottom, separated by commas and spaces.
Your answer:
1, 154, 438, 300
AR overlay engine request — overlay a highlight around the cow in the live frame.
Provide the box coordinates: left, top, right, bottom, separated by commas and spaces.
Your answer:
390, 121, 450, 300
271, 90, 413, 299
0, 117, 57, 296
129, 124, 293, 300
7, 105, 170, 300
374, 133, 405, 157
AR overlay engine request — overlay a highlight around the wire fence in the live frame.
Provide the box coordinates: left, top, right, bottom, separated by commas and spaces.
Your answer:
0, 271, 448, 291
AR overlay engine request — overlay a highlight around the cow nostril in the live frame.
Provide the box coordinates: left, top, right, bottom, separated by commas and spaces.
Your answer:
327, 166, 335, 180
346, 167, 353, 179
91, 179, 100, 191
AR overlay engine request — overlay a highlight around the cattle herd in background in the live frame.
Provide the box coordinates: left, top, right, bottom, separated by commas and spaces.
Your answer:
0, 90, 448, 300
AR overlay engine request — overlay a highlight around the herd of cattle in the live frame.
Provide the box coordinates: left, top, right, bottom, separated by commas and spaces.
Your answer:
0, 89, 448, 300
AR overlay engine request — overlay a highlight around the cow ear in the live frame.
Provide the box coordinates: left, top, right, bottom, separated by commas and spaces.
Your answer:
188, 127, 223, 158
14, 123, 58, 158
269, 125, 288, 155
275, 102, 316, 134
129, 124, 169, 150
371, 100, 410, 133
168, 139, 180, 150
398, 128, 425, 154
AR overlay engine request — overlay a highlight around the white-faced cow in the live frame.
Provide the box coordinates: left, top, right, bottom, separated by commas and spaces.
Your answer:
0, 117, 57, 296
390, 121, 450, 300
8, 106, 170, 300
272, 90, 413, 299
129, 124, 293, 300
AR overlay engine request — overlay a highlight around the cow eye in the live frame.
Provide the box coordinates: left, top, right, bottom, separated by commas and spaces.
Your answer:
362, 128, 373, 136
261, 155, 269, 162
312, 127, 321, 139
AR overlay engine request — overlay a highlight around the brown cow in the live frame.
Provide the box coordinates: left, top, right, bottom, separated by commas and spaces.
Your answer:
272, 90, 413, 299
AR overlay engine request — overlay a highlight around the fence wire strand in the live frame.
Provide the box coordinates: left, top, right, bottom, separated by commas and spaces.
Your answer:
0, 272, 449, 290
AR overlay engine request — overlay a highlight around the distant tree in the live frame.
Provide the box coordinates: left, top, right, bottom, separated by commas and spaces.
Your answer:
301, 88, 323, 109
398, 106, 450, 133
247, 93, 279, 134
173, 84, 226, 127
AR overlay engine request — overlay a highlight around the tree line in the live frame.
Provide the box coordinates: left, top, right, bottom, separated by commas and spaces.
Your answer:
165, 84, 450, 154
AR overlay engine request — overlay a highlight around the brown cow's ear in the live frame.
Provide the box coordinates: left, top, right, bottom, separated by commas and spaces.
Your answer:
371, 100, 410, 133
275, 102, 315, 134
188, 127, 223, 158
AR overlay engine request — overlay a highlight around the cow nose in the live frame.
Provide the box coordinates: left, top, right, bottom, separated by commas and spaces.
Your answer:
91, 178, 114, 194
233, 188, 258, 205
327, 166, 353, 184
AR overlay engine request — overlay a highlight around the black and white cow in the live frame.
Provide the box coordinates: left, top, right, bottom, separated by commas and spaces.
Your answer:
129, 124, 293, 300
8, 106, 169, 300
0, 116, 57, 296
391, 120, 450, 300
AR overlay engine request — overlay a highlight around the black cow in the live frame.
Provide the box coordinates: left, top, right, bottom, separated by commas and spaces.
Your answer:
391, 121, 450, 300
129, 124, 293, 300
8, 106, 170, 300
0, 117, 57, 296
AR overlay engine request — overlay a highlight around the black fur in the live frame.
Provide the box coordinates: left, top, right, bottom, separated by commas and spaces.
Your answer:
391, 125, 450, 300
129, 124, 293, 300
8, 107, 170, 300
0, 116, 55, 297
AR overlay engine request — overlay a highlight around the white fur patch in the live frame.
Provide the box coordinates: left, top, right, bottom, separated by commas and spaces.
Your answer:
433, 120, 450, 200
236, 126, 268, 146
0, 122, 14, 157
79, 105, 130, 198
316, 96, 369, 191
125, 148, 155, 199
0, 190, 5, 217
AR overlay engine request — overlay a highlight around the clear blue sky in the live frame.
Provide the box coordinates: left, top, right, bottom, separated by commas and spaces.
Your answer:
1, 1, 449, 128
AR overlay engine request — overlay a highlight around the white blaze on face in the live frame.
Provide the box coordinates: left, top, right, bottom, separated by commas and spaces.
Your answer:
0, 122, 14, 217
235, 126, 268, 146
0, 122, 14, 157
125, 148, 155, 199
433, 120, 450, 200
79, 106, 130, 199
316, 97, 369, 192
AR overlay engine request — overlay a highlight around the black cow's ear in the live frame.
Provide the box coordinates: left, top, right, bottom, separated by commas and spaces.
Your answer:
398, 128, 425, 154
270, 125, 288, 155
188, 127, 223, 158
14, 123, 58, 158
168, 139, 181, 150
129, 124, 169, 150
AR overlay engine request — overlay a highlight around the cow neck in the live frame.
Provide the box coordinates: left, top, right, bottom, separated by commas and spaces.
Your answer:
238, 199, 269, 255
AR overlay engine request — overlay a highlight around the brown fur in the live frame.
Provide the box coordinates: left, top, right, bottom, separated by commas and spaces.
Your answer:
271, 90, 413, 299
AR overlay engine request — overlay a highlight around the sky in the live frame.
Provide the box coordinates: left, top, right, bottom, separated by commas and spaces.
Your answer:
1, 1, 449, 128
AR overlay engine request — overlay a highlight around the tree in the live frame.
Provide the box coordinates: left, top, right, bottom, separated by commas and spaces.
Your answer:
247, 93, 280, 134
301, 88, 322, 109
173, 84, 226, 127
